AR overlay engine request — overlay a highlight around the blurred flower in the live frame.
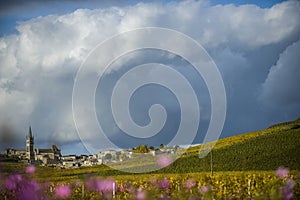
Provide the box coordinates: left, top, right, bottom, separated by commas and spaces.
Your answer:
276, 166, 289, 179
157, 154, 172, 167
55, 184, 71, 199
16, 180, 41, 200
285, 178, 296, 189
282, 187, 293, 200
119, 185, 125, 192
28, 180, 41, 191
85, 178, 97, 190
159, 179, 170, 189
96, 179, 115, 192
5, 174, 22, 190
200, 185, 210, 193
184, 179, 196, 189
25, 165, 36, 174
136, 187, 146, 200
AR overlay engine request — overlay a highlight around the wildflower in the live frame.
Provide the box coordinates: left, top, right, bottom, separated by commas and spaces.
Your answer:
96, 179, 115, 192
159, 179, 170, 189
285, 178, 296, 189
200, 185, 210, 193
25, 165, 36, 174
276, 166, 289, 179
157, 154, 172, 167
16, 180, 41, 200
85, 178, 97, 191
184, 179, 196, 189
119, 185, 125, 192
282, 187, 294, 200
136, 187, 146, 200
55, 184, 71, 199
5, 174, 22, 190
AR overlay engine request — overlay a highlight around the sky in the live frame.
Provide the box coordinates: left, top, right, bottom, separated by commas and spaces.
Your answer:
0, 0, 299, 155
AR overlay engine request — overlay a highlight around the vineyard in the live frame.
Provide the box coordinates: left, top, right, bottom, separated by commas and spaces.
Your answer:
1, 118, 300, 199
1, 165, 299, 199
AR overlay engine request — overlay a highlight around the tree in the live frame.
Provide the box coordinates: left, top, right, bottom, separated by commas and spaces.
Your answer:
133, 145, 149, 153
149, 146, 155, 151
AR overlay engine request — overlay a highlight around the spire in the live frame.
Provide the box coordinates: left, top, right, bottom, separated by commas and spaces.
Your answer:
28, 126, 32, 137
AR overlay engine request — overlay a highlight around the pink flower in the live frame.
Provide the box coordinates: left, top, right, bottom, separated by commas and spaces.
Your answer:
184, 179, 196, 189
200, 186, 210, 193
96, 179, 115, 192
5, 174, 22, 190
25, 165, 36, 174
282, 187, 294, 200
285, 178, 296, 189
159, 179, 170, 189
136, 187, 146, 200
85, 178, 97, 190
276, 166, 289, 179
119, 185, 125, 192
16, 180, 41, 200
55, 184, 71, 199
157, 154, 172, 167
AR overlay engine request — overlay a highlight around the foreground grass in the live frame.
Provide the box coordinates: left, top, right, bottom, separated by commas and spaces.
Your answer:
1, 162, 299, 199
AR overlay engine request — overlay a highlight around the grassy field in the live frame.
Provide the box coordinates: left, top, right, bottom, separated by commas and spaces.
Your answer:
1, 162, 299, 199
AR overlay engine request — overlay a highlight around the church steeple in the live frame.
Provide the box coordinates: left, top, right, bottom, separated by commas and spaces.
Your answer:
28, 126, 33, 137
26, 126, 34, 163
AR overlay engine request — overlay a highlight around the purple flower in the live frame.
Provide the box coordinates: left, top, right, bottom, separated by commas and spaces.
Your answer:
285, 178, 296, 189
55, 184, 71, 199
5, 174, 22, 190
96, 179, 115, 192
184, 179, 196, 189
282, 187, 294, 200
28, 180, 41, 191
25, 165, 36, 174
159, 179, 170, 189
119, 185, 125, 192
276, 166, 289, 179
200, 185, 210, 193
16, 180, 41, 200
85, 178, 97, 190
157, 154, 172, 167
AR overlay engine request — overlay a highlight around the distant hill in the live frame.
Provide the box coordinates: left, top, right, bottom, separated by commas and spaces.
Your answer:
112, 117, 300, 173
156, 117, 300, 173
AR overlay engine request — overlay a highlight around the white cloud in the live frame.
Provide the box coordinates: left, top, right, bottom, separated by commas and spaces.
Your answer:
260, 39, 300, 109
0, 1, 300, 152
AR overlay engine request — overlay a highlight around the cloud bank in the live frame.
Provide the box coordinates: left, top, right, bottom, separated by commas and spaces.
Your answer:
0, 1, 299, 154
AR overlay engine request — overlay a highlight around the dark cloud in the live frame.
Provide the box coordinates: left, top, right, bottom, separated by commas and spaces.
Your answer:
0, 1, 299, 154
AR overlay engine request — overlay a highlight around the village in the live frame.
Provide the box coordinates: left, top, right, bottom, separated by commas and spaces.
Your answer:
2, 127, 182, 168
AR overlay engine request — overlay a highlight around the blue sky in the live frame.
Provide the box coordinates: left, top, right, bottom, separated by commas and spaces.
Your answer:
0, 0, 299, 155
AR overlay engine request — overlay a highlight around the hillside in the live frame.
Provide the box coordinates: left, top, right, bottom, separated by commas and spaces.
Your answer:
158, 117, 300, 173
112, 117, 300, 173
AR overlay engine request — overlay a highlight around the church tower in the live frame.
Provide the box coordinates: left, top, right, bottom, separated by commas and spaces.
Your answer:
26, 126, 34, 162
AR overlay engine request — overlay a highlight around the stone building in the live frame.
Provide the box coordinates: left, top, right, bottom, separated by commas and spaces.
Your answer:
4, 126, 61, 165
